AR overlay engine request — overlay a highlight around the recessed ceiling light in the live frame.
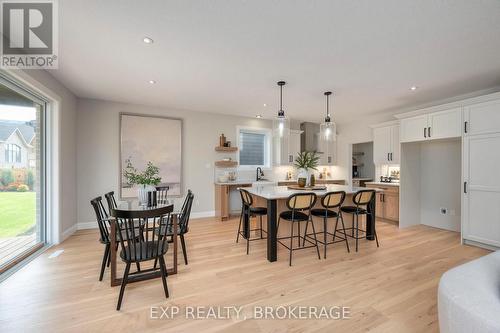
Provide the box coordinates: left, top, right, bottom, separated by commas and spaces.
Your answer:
263, 104, 267, 107
256, 114, 263, 119
143, 37, 154, 44
410, 86, 418, 91
148, 80, 156, 84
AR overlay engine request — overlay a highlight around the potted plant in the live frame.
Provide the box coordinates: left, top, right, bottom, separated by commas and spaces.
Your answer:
123, 159, 162, 205
294, 151, 320, 187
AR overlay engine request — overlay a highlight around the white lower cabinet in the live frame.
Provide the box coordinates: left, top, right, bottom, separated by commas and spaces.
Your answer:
463, 117, 500, 247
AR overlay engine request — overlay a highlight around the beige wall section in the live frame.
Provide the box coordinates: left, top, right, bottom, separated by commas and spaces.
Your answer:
17, 69, 78, 241
76, 98, 272, 225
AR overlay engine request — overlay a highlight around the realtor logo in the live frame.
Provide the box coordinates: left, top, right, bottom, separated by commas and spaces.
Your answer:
1, 0, 58, 68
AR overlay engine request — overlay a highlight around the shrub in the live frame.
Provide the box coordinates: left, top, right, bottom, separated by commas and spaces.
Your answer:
17, 184, 29, 192
6, 183, 19, 191
26, 170, 35, 190
0, 169, 14, 186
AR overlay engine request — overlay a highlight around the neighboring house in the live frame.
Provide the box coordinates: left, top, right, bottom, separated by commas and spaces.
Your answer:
0, 121, 35, 169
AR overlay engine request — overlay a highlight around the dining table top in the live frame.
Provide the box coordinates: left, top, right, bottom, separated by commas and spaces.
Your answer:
244, 184, 382, 200
111, 200, 175, 215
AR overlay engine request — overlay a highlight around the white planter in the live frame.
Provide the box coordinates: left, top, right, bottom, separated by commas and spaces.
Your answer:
137, 184, 156, 206
297, 168, 310, 186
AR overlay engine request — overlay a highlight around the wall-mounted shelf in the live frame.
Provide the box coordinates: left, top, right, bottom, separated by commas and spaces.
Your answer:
215, 160, 238, 168
215, 146, 238, 152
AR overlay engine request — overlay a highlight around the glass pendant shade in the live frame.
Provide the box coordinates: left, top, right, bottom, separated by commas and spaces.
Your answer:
273, 114, 290, 138
320, 91, 336, 141
274, 81, 290, 138
320, 121, 336, 142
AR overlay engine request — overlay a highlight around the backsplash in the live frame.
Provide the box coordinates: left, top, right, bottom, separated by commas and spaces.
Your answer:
214, 165, 341, 183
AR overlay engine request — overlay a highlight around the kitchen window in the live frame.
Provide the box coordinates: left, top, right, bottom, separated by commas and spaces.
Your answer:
5, 143, 21, 163
237, 127, 271, 169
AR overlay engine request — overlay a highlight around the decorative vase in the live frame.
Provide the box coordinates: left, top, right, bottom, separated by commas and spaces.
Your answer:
310, 174, 316, 187
138, 184, 156, 206
297, 168, 309, 187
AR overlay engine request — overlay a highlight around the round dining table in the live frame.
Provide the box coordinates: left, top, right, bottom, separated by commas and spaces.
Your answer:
108, 200, 178, 287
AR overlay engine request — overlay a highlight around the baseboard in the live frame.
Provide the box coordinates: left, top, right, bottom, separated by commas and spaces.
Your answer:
77, 210, 215, 230
61, 224, 77, 241
77, 221, 97, 230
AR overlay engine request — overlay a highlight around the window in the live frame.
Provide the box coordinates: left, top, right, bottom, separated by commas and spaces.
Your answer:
238, 127, 271, 168
5, 143, 21, 163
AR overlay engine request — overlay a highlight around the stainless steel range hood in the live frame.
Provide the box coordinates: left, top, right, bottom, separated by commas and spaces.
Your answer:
300, 122, 324, 153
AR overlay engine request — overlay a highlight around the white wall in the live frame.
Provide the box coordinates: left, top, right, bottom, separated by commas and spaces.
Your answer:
420, 139, 461, 231
76, 98, 276, 225
10, 69, 78, 242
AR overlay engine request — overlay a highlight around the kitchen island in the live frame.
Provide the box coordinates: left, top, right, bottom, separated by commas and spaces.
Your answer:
245, 184, 380, 262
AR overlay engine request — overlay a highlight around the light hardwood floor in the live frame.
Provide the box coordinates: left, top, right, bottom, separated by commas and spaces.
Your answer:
0, 217, 489, 332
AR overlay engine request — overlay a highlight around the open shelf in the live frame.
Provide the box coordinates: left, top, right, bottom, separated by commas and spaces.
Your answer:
215, 160, 238, 168
215, 146, 238, 152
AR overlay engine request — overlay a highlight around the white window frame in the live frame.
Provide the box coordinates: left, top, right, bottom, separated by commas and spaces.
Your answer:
236, 126, 272, 170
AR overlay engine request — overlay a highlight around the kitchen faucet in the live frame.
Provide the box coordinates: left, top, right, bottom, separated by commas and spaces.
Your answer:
256, 167, 264, 181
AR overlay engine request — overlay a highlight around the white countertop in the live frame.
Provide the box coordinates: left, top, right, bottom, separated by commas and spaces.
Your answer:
365, 181, 400, 187
214, 180, 275, 186
245, 184, 382, 200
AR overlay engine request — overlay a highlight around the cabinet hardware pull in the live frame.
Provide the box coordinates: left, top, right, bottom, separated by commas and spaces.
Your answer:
464, 182, 467, 194
464, 121, 468, 134
390, 153, 393, 161
424, 127, 427, 138
428, 127, 431, 137
387, 153, 390, 161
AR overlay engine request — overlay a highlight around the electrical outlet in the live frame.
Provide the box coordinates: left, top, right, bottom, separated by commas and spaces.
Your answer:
440, 208, 448, 215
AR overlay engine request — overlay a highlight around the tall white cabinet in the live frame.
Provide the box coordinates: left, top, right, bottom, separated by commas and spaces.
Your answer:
462, 99, 500, 247
373, 123, 400, 164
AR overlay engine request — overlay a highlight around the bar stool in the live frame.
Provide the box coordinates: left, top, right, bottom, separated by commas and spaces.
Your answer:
303, 191, 350, 258
277, 193, 320, 266
340, 189, 379, 252
236, 188, 267, 254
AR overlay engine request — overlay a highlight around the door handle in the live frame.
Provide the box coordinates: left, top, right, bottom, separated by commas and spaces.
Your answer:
464, 121, 468, 134
424, 127, 427, 138
464, 181, 467, 194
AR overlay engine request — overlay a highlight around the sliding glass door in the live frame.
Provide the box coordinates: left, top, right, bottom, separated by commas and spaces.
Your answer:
0, 77, 46, 273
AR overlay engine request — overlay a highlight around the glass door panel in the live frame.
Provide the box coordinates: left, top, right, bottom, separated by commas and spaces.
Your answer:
0, 80, 45, 273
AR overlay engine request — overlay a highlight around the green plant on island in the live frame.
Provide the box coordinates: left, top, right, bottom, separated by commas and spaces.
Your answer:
123, 159, 162, 186
294, 151, 320, 171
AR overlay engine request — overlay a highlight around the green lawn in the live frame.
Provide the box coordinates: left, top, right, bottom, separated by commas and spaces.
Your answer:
0, 192, 36, 238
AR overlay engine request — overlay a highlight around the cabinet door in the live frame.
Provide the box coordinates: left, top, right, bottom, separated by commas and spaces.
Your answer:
373, 126, 391, 164
383, 193, 399, 221
463, 133, 500, 247
466, 99, 500, 136
390, 125, 400, 164
288, 130, 301, 165
400, 115, 428, 143
428, 108, 462, 140
375, 193, 385, 219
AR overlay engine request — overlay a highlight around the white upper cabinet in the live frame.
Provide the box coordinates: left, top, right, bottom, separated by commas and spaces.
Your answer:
373, 124, 399, 165
274, 130, 301, 166
465, 99, 500, 136
400, 115, 428, 143
400, 108, 462, 143
428, 108, 462, 140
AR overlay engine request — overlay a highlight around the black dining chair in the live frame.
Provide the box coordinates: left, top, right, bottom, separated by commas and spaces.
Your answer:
277, 192, 320, 266
236, 188, 267, 254
303, 191, 350, 258
154, 190, 194, 266
104, 191, 118, 213
340, 189, 379, 252
91, 196, 143, 281
155, 185, 169, 205
90, 196, 113, 281
113, 204, 174, 310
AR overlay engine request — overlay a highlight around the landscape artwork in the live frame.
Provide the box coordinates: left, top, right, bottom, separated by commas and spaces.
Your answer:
120, 113, 182, 198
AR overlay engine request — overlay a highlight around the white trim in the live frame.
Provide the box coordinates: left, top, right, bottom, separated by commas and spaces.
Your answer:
369, 120, 400, 129
61, 225, 77, 241
77, 210, 216, 230
236, 126, 273, 170
3, 69, 62, 245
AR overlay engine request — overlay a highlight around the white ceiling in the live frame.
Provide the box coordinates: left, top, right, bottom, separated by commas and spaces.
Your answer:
50, 0, 500, 123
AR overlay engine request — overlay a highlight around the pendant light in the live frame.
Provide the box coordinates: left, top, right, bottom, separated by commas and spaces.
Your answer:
273, 81, 290, 138
320, 91, 336, 141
